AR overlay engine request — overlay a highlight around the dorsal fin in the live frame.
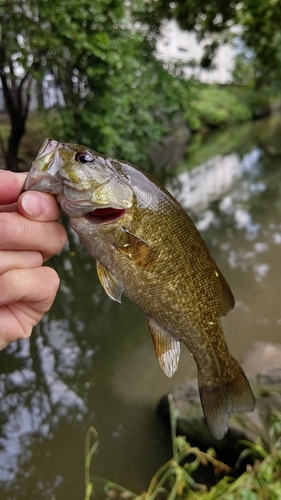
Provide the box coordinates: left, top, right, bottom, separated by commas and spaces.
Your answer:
148, 319, 180, 377
96, 261, 124, 303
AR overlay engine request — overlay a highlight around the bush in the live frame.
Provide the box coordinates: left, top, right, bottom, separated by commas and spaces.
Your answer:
186, 85, 252, 131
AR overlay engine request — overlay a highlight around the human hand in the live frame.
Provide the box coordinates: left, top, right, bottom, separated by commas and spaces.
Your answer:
0, 170, 67, 350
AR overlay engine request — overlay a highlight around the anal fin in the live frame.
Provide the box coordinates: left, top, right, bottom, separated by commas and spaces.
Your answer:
96, 261, 124, 303
148, 319, 180, 377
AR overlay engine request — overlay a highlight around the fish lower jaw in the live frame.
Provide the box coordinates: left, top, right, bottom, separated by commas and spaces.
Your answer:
85, 207, 127, 224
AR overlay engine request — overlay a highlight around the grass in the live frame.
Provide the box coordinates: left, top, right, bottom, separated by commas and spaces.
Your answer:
83, 396, 281, 500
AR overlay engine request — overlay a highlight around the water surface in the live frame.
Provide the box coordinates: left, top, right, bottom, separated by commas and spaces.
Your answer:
1, 115, 281, 499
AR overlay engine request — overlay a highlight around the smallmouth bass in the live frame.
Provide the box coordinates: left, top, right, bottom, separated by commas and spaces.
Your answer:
25, 138, 255, 439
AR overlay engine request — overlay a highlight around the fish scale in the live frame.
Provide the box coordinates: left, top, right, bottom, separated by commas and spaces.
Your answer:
24, 137, 255, 439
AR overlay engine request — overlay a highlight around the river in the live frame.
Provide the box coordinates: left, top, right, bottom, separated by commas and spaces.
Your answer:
0, 115, 281, 499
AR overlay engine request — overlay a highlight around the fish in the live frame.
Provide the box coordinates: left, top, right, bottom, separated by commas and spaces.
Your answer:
24, 138, 255, 439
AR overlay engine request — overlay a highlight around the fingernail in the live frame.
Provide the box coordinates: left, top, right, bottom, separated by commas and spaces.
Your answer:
22, 192, 48, 217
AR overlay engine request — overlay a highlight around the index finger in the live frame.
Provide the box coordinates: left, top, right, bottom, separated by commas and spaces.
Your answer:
0, 171, 27, 205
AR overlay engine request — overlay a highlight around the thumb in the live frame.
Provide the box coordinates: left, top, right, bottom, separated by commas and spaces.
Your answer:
18, 191, 61, 222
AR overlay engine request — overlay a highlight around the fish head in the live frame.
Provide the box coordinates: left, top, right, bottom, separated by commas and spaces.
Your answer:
24, 138, 134, 219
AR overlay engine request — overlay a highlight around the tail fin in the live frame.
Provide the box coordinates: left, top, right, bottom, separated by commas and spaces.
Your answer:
198, 357, 255, 440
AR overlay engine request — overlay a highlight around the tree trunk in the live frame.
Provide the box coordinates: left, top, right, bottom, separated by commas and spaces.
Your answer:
6, 118, 27, 171
0, 65, 30, 171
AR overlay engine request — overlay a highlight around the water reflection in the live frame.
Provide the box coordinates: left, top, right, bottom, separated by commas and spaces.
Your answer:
1, 116, 281, 499
0, 325, 87, 484
169, 153, 241, 211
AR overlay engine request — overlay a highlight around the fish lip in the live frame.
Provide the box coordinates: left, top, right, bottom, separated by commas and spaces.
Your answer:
84, 207, 127, 225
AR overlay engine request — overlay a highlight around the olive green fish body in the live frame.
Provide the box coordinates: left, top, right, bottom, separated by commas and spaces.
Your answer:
25, 138, 255, 439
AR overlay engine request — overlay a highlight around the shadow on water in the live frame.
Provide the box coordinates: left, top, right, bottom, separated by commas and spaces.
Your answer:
1, 115, 281, 499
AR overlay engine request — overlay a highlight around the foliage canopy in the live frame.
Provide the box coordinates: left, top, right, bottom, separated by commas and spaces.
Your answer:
0, 0, 193, 170
140, 0, 281, 88
1, 0, 281, 171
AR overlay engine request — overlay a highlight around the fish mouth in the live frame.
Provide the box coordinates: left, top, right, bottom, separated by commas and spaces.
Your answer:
85, 207, 126, 224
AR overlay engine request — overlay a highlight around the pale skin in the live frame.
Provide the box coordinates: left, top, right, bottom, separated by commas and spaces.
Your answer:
0, 170, 67, 350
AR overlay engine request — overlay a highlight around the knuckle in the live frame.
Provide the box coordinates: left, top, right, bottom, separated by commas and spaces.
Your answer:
43, 223, 68, 260
41, 267, 61, 298
21, 327, 33, 340
0, 270, 20, 303
50, 223, 67, 249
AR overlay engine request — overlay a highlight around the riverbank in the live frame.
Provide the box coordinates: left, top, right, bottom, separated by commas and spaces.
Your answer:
1, 83, 280, 174
85, 394, 281, 500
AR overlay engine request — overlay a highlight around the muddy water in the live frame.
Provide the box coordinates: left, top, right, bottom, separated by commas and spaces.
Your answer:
1, 116, 281, 499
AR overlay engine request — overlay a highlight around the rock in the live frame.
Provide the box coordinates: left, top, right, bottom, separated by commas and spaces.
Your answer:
157, 342, 281, 459
240, 341, 281, 377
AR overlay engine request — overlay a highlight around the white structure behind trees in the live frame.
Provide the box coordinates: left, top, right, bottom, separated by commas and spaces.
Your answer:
157, 20, 235, 83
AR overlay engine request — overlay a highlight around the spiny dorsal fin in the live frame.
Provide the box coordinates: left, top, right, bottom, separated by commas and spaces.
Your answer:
148, 319, 180, 377
116, 227, 156, 268
96, 261, 124, 303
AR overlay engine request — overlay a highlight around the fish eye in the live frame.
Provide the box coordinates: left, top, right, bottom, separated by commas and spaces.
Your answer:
75, 152, 94, 164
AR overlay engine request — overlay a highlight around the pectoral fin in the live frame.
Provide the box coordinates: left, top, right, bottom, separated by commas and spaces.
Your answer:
96, 261, 124, 303
148, 319, 180, 377
116, 227, 156, 268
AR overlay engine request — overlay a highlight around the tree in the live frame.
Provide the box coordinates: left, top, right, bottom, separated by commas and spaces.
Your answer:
0, 0, 194, 171
0, 2, 33, 171
0, 0, 129, 170
140, 0, 281, 89
51, 31, 193, 167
